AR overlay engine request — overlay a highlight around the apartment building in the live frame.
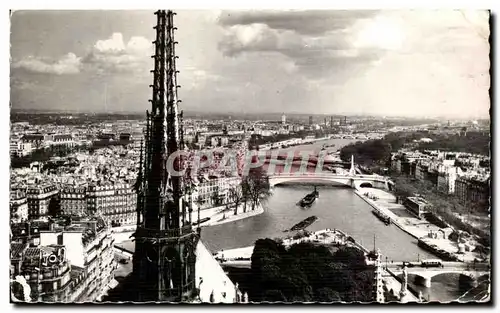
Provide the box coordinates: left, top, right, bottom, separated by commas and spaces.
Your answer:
415, 161, 430, 182
436, 165, 462, 194
21, 133, 46, 150
11, 243, 73, 302
210, 136, 230, 147
391, 152, 427, 176
454, 176, 490, 210
11, 217, 116, 303
10, 221, 50, 247
26, 185, 59, 220
87, 183, 137, 226
10, 190, 29, 222
60, 186, 88, 217
10, 136, 33, 156
39, 217, 115, 302
50, 134, 75, 148
193, 176, 241, 209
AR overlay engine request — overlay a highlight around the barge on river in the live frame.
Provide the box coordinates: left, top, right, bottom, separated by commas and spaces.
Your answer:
288, 216, 319, 232
372, 209, 391, 225
299, 187, 319, 207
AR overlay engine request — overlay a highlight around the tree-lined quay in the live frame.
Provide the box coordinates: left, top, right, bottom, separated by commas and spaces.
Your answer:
339, 131, 490, 247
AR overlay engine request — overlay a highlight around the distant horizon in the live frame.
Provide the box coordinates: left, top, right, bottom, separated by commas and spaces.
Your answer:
9, 107, 490, 121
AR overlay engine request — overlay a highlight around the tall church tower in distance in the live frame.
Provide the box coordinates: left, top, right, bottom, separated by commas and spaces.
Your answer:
133, 10, 199, 302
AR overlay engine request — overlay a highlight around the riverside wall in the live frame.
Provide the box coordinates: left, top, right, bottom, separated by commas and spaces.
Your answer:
353, 188, 470, 262
353, 189, 419, 240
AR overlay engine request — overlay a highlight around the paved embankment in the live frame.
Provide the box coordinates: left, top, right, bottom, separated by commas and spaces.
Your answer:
215, 228, 371, 261
200, 204, 264, 227
353, 187, 481, 262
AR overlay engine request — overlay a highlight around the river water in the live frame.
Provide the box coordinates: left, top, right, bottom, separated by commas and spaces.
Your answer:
200, 135, 470, 302
201, 185, 474, 302
201, 185, 432, 261
406, 273, 475, 302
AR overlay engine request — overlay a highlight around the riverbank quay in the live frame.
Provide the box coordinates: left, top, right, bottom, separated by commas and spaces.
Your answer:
109, 203, 265, 244
354, 187, 483, 262
215, 228, 420, 303
215, 228, 371, 261
199, 203, 264, 227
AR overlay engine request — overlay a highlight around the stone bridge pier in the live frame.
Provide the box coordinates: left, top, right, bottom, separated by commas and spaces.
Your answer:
459, 274, 479, 289
412, 272, 481, 289
414, 275, 432, 288
353, 179, 393, 191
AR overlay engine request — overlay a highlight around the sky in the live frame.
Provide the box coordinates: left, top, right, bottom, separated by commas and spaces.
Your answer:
10, 10, 490, 118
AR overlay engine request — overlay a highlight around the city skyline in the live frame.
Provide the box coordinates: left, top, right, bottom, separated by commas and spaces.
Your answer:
8, 9, 491, 304
10, 10, 490, 118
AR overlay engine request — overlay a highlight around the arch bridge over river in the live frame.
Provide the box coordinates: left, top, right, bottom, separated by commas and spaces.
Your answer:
269, 172, 394, 190
387, 261, 490, 288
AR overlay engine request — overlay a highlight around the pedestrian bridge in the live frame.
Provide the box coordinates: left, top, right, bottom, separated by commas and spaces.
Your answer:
269, 172, 394, 190
387, 261, 490, 288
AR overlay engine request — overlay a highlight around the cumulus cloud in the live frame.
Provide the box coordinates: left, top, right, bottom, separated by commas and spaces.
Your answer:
217, 10, 369, 57
12, 53, 81, 75
10, 10, 489, 118
213, 9, 490, 117
352, 15, 406, 50
94, 33, 126, 52
83, 32, 152, 74
217, 10, 387, 80
12, 33, 153, 76
327, 10, 490, 118
219, 23, 304, 57
218, 10, 377, 35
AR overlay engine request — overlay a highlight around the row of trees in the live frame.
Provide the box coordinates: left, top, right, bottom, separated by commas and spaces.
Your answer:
339, 139, 392, 167
340, 131, 490, 167
11, 144, 89, 169
418, 131, 490, 156
392, 174, 490, 242
339, 130, 490, 244
193, 167, 272, 215
249, 239, 374, 302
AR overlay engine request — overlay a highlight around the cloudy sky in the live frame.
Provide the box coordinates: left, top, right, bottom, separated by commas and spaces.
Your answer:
10, 10, 490, 118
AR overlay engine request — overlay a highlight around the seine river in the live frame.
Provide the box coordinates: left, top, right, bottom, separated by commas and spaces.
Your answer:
201, 185, 432, 261
201, 185, 470, 302
199, 137, 471, 302
202, 137, 430, 261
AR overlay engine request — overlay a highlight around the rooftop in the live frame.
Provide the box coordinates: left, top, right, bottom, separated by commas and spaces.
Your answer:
14, 216, 110, 246
10, 242, 28, 259
406, 196, 429, 206
195, 240, 238, 303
